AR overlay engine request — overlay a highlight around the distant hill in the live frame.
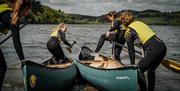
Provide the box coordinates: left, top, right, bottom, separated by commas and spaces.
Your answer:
98, 9, 180, 25
26, 5, 180, 26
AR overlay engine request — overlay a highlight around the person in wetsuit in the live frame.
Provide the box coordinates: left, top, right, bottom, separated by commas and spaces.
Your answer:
119, 11, 167, 91
94, 11, 126, 62
47, 23, 73, 64
0, 0, 32, 90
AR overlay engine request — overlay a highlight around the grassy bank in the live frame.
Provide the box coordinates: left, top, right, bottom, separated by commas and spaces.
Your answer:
25, 5, 180, 26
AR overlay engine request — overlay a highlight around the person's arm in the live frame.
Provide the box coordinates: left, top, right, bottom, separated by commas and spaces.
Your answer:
60, 31, 71, 47
119, 24, 126, 39
11, 24, 25, 60
10, 0, 25, 60
11, 0, 23, 25
125, 28, 135, 65
108, 20, 120, 32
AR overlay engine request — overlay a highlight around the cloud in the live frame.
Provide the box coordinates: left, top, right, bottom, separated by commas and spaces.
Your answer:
39, 0, 180, 16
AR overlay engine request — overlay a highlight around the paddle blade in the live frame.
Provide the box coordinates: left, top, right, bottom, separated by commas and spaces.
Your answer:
161, 59, 180, 74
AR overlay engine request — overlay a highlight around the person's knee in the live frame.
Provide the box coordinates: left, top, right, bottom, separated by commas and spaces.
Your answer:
148, 69, 155, 74
138, 66, 146, 73
100, 34, 106, 39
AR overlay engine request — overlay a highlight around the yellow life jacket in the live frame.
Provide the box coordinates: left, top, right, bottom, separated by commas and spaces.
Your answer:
50, 29, 62, 42
0, 3, 12, 14
128, 21, 155, 45
0, 25, 9, 35
111, 19, 119, 33
120, 24, 126, 30
111, 19, 126, 33
0, 2, 12, 35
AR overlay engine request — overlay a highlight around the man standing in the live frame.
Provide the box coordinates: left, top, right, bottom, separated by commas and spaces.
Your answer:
0, 0, 32, 90
94, 11, 126, 62
119, 11, 167, 91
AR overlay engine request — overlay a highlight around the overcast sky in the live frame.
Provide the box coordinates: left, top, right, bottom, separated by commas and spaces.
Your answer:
38, 0, 180, 16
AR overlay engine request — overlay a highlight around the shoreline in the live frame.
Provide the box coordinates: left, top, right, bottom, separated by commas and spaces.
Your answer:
2, 61, 180, 91
21, 23, 180, 26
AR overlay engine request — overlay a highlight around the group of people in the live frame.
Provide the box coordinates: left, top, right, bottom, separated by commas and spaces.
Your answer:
94, 11, 167, 91
0, 0, 167, 91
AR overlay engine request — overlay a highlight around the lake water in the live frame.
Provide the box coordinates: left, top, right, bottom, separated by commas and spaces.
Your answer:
1, 24, 180, 64
0, 24, 180, 91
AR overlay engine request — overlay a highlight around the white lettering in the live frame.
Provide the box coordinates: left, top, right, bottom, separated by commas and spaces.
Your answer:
115, 76, 130, 80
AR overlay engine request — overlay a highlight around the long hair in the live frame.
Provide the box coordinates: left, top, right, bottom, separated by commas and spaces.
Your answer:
106, 11, 117, 18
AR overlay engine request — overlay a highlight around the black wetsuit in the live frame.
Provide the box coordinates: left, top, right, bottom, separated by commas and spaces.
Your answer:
47, 31, 71, 63
0, 10, 24, 91
125, 28, 167, 91
95, 20, 125, 61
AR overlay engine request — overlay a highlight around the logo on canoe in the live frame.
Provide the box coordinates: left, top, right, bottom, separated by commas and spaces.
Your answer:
116, 76, 130, 80
30, 74, 37, 88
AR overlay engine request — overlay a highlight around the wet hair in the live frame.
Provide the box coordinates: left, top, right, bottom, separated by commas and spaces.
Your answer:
120, 11, 134, 20
107, 11, 117, 18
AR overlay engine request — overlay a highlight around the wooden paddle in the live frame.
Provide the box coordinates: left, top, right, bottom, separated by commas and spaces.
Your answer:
111, 41, 180, 74
111, 41, 142, 55
65, 41, 76, 53
0, 23, 28, 45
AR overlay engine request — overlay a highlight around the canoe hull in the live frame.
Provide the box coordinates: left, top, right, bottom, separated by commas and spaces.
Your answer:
76, 59, 138, 91
22, 61, 77, 91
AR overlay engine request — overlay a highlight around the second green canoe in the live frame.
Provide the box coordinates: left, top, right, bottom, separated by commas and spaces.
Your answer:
75, 46, 138, 91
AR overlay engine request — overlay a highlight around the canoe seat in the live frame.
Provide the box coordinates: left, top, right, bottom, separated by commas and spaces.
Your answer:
46, 63, 71, 68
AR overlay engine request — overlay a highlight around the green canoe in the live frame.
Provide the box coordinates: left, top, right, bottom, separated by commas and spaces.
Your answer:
75, 46, 138, 91
22, 57, 77, 91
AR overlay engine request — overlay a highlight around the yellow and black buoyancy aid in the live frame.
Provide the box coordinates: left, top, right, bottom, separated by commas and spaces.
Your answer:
0, 0, 13, 35
50, 29, 62, 43
0, 0, 14, 14
111, 19, 126, 33
111, 19, 119, 33
127, 21, 155, 45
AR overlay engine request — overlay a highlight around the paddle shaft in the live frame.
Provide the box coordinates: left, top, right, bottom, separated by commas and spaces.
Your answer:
66, 41, 76, 53
111, 41, 142, 55
111, 43, 115, 58
71, 41, 76, 47
0, 23, 28, 45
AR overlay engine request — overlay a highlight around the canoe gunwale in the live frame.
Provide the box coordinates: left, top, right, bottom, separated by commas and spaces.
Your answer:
22, 60, 75, 70
76, 59, 137, 70
76, 46, 137, 70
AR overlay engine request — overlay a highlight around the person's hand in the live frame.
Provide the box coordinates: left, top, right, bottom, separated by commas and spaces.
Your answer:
66, 46, 72, 53
73, 41, 77, 44
11, 11, 19, 25
69, 45, 72, 49
90, 52, 99, 57
70, 41, 76, 48
61, 25, 67, 31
